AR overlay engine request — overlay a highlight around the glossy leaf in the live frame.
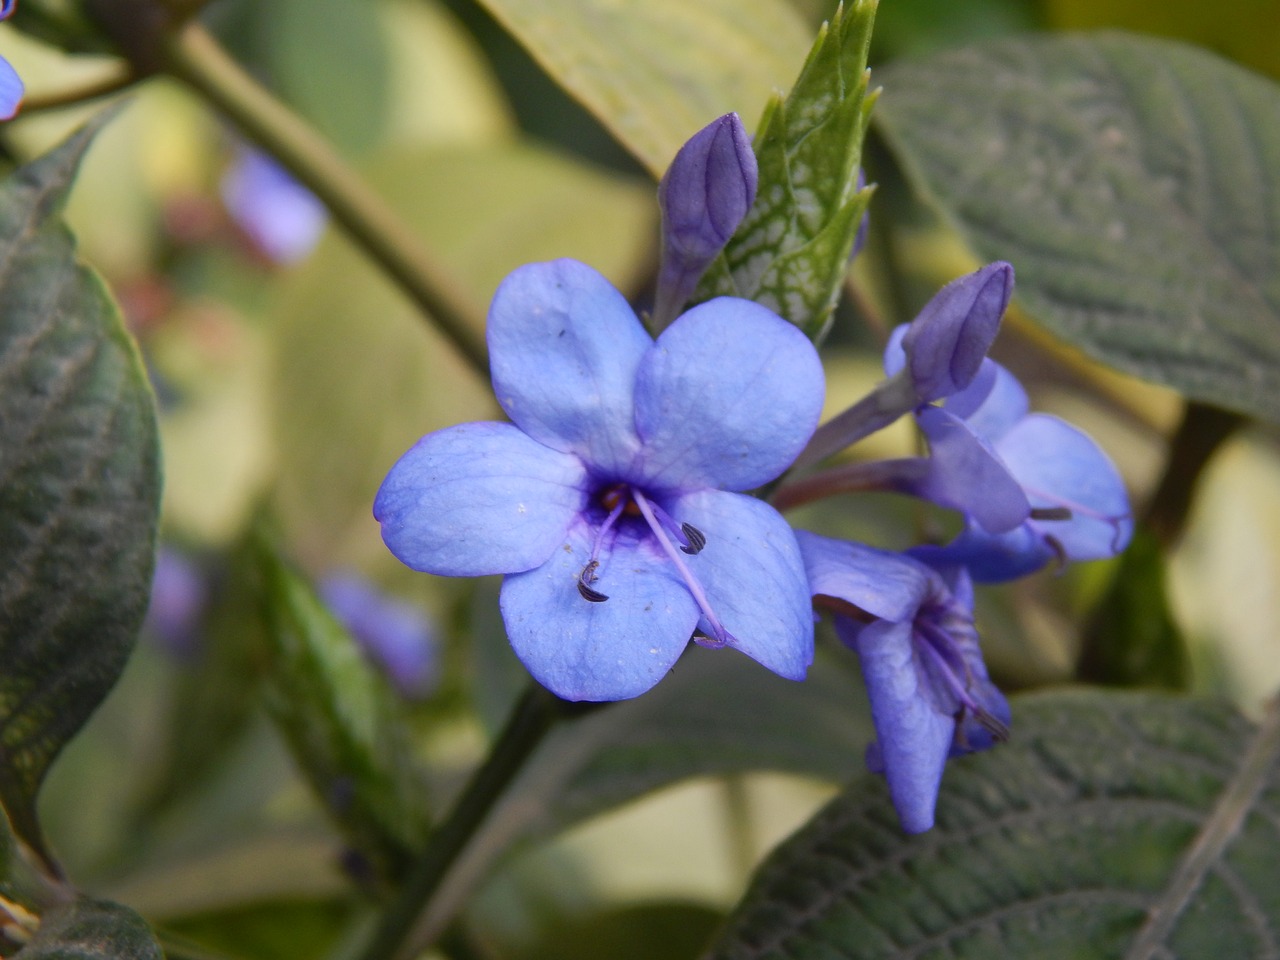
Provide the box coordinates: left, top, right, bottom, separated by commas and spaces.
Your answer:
707, 689, 1280, 959
469, 0, 813, 176
0, 116, 160, 876
698, 0, 878, 340
18, 898, 161, 960
248, 535, 429, 881
877, 33, 1280, 422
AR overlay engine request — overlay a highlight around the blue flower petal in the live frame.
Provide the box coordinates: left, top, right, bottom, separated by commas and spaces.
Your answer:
672, 489, 814, 680
911, 522, 1051, 582
943, 358, 1028, 439
634, 297, 824, 492
797, 531, 929, 623
500, 521, 699, 700
837, 618, 954, 833
488, 260, 651, 476
916, 407, 1030, 533
0, 57, 23, 122
374, 422, 589, 577
998, 413, 1133, 559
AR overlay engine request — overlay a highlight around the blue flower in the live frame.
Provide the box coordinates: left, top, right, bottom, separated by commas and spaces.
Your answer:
902, 353, 1133, 580
798, 531, 1009, 833
320, 574, 439, 700
376, 259, 824, 701
221, 146, 327, 264
652, 113, 757, 329
144, 547, 210, 662
0, 1, 23, 121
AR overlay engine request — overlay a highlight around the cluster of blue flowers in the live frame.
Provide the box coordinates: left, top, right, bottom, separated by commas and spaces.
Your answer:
375, 115, 1132, 833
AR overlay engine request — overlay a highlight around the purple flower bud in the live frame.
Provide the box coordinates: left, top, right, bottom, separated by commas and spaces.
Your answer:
899, 261, 1013, 403
652, 113, 757, 328
220, 147, 327, 264
144, 547, 209, 662
320, 574, 438, 700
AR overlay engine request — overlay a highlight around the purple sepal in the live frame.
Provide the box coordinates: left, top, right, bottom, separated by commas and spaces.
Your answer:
652, 113, 757, 328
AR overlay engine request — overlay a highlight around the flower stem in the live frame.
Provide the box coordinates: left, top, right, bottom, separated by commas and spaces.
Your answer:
158, 21, 490, 376
356, 683, 571, 960
18, 67, 138, 113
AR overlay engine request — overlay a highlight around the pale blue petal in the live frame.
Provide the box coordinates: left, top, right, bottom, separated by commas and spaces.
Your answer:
916, 407, 1030, 533
797, 531, 929, 623
911, 522, 1051, 583
634, 297, 824, 491
838, 618, 954, 833
375, 422, 589, 577
0, 57, 22, 121
487, 260, 651, 476
997, 413, 1133, 559
673, 490, 814, 680
943, 359, 1028, 439
500, 521, 699, 700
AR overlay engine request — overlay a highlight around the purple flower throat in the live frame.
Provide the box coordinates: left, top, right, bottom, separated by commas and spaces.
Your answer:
575, 480, 733, 647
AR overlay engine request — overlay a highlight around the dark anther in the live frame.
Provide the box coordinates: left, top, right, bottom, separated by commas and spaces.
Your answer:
691, 628, 726, 649
679, 523, 706, 555
974, 708, 1011, 743
1030, 506, 1072, 521
1044, 534, 1068, 573
577, 560, 609, 602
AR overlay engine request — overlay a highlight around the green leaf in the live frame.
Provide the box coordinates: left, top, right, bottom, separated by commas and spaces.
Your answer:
698, 0, 878, 340
524, 901, 724, 960
246, 535, 429, 881
469, 0, 814, 176
18, 898, 161, 960
876, 33, 1280, 422
1077, 526, 1191, 690
0, 115, 161, 876
706, 689, 1280, 960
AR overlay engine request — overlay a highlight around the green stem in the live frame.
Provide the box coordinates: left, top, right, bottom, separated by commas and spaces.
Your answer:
357, 684, 569, 960
158, 22, 490, 376
18, 67, 138, 114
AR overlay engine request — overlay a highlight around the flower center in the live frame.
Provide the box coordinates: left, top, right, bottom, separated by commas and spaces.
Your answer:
576, 483, 733, 647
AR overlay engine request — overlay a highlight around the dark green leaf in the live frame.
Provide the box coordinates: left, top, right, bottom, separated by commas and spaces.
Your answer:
247, 536, 429, 881
0, 114, 160, 876
876, 33, 1280, 421
1077, 526, 1191, 689
707, 689, 1280, 960
18, 898, 161, 960
524, 901, 724, 960
699, 0, 877, 340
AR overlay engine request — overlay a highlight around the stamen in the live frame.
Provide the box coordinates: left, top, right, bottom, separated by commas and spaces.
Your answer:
632, 490, 737, 646
577, 560, 608, 602
576, 498, 628, 604
680, 523, 706, 555
645, 499, 705, 554
1030, 506, 1072, 521
915, 619, 1006, 741
692, 628, 727, 649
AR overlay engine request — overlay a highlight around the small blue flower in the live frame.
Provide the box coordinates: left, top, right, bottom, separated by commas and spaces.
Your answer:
320, 574, 438, 700
376, 258, 824, 701
652, 113, 757, 329
0, 0, 23, 121
221, 147, 327, 264
901, 354, 1133, 580
798, 531, 1009, 833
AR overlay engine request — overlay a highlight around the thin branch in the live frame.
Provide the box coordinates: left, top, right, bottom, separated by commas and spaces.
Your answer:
158, 22, 489, 376
18, 67, 138, 113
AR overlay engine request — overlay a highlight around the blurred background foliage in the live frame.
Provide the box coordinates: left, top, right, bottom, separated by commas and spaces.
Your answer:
0, 0, 1276, 957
